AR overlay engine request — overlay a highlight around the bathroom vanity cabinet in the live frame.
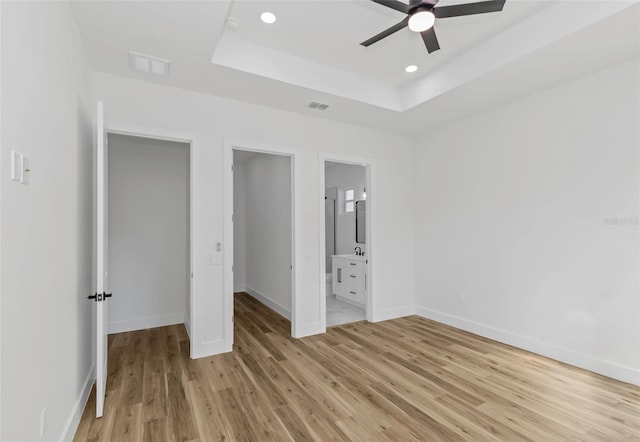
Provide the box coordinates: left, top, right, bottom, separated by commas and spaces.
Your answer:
332, 254, 367, 307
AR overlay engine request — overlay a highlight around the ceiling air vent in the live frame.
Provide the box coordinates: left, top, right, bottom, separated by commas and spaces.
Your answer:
128, 51, 170, 77
308, 102, 330, 111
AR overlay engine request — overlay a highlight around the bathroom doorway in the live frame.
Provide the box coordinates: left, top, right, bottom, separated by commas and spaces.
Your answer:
323, 160, 369, 327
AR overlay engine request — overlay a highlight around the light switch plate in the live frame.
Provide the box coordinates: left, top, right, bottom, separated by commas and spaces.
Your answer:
10, 150, 18, 181
20, 154, 30, 184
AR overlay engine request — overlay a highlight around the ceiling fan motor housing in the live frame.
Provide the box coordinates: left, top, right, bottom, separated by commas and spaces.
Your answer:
410, 0, 439, 10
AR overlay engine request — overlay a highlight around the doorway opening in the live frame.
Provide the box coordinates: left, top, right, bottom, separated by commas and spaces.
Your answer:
323, 160, 370, 327
106, 132, 192, 340
232, 148, 294, 338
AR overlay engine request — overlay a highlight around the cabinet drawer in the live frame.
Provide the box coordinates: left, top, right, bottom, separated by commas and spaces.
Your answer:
344, 260, 365, 271
345, 276, 366, 304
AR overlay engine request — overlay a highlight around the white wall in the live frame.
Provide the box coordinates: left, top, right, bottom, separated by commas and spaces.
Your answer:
233, 161, 247, 293
1, 2, 94, 440
244, 153, 292, 319
107, 134, 189, 334
414, 59, 640, 385
325, 162, 367, 257
93, 71, 416, 354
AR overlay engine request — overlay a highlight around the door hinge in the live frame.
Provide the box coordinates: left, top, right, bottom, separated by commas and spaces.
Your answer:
232, 265, 234, 272
231, 164, 234, 172
232, 214, 234, 222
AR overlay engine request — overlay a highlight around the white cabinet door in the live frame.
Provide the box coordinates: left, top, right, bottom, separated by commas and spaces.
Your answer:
332, 262, 343, 296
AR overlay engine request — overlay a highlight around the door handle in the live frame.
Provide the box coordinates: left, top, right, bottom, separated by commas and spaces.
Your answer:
88, 292, 113, 302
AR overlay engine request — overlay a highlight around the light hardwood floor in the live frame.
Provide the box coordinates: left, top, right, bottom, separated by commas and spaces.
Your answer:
74, 292, 640, 441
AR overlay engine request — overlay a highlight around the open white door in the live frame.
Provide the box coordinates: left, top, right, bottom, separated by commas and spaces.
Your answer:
93, 101, 110, 418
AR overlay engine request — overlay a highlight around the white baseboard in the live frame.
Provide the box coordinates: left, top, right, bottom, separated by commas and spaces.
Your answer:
293, 322, 324, 338
191, 338, 230, 359
371, 305, 415, 323
59, 364, 94, 442
245, 286, 292, 320
415, 306, 640, 386
336, 294, 364, 309
184, 313, 191, 340
108, 312, 184, 334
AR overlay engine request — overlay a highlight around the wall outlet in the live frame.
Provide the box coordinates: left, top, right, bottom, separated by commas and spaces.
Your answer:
40, 408, 47, 438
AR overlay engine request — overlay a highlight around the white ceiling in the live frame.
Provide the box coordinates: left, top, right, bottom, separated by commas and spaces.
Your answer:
70, 0, 640, 135
225, 0, 542, 87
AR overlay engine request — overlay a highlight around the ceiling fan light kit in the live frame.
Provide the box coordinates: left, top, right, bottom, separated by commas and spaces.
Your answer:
362, 0, 507, 54
408, 9, 435, 32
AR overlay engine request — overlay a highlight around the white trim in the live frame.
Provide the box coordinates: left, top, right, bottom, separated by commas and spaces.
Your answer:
59, 365, 95, 442
245, 286, 292, 320
371, 305, 416, 323
416, 306, 640, 386
192, 339, 230, 359
224, 138, 297, 343
319, 153, 376, 332
184, 313, 191, 340
335, 295, 364, 309
234, 283, 246, 293
0, 4, 3, 435
104, 120, 197, 358
294, 322, 324, 338
108, 313, 185, 334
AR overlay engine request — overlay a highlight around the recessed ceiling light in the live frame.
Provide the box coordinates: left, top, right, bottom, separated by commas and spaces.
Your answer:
405, 65, 418, 73
261, 12, 276, 24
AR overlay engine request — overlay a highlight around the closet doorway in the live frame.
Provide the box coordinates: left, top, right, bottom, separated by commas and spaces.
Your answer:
232, 148, 294, 335
106, 133, 192, 339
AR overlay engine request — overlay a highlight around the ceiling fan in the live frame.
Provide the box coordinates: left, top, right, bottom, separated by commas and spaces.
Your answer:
361, 0, 506, 54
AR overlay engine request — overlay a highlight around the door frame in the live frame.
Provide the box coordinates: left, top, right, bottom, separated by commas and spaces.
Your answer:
318, 153, 375, 329
223, 139, 297, 345
104, 121, 196, 356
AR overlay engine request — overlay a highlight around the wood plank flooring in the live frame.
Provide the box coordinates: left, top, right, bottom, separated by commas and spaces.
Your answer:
74, 292, 640, 441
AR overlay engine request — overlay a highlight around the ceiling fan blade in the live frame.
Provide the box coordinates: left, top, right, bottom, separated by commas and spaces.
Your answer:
370, 0, 411, 14
421, 27, 440, 53
434, 0, 506, 18
361, 17, 410, 47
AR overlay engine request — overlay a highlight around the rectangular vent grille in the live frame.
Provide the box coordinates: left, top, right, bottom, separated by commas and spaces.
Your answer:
308, 102, 330, 111
128, 51, 170, 77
